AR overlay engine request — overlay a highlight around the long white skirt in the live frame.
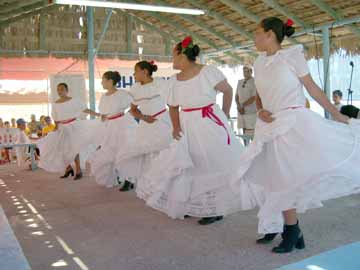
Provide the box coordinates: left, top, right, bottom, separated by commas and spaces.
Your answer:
138, 104, 246, 219
87, 114, 141, 188
114, 112, 173, 184
37, 119, 98, 173
231, 108, 360, 234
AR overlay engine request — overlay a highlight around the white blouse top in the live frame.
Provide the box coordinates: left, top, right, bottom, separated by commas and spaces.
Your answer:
166, 65, 226, 108
51, 98, 86, 121
129, 78, 167, 115
254, 45, 309, 114
98, 90, 131, 115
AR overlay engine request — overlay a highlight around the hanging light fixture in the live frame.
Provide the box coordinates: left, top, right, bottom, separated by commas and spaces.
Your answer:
52, 0, 205, 15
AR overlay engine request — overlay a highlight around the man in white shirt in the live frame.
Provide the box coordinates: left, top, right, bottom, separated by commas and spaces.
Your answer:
235, 66, 257, 137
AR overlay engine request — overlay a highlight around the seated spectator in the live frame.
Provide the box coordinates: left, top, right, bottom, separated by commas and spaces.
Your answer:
42, 116, 56, 136
3, 121, 12, 162
40, 115, 46, 127
11, 118, 16, 128
15, 119, 31, 167
27, 114, 42, 136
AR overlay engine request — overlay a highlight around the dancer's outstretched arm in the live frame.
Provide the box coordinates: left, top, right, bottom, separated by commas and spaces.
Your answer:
301, 75, 348, 124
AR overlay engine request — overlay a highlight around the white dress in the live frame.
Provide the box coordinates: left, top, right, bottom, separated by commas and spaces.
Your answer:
236, 77, 257, 130
139, 65, 245, 219
114, 78, 173, 188
37, 98, 97, 173
87, 90, 139, 187
231, 45, 360, 234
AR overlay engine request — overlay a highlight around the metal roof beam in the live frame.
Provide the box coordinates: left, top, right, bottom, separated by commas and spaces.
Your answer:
219, 0, 260, 22
0, 4, 56, 27
128, 0, 242, 63
309, 0, 360, 37
155, 0, 233, 46
184, 0, 253, 40
119, 10, 180, 43
217, 0, 304, 47
0, 0, 45, 16
155, 0, 257, 58
206, 15, 360, 56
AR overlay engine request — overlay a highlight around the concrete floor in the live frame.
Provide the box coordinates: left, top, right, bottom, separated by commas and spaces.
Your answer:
0, 164, 360, 270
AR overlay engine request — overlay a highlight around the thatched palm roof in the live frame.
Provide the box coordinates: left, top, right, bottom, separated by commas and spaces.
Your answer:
0, 0, 359, 64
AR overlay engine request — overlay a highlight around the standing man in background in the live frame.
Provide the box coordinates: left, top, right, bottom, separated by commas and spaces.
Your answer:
235, 66, 257, 143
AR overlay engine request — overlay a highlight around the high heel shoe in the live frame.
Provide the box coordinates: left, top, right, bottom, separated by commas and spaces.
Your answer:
74, 172, 83, 180
60, 168, 74, 179
198, 216, 223, 225
119, 180, 134, 192
272, 221, 305, 253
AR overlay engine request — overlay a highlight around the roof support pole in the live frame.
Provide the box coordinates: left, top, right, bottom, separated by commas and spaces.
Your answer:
322, 26, 331, 119
87, 6, 96, 115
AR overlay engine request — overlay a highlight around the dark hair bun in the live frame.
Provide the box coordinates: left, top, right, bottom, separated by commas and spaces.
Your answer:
183, 45, 200, 61
192, 45, 200, 57
284, 25, 295, 37
151, 63, 158, 73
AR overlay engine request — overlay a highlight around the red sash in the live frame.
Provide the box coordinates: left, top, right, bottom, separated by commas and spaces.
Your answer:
151, 108, 167, 118
183, 104, 230, 145
58, 118, 76, 125
107, 112, 124, 120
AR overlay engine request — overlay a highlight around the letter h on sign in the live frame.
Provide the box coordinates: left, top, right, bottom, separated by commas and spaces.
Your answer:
118, 76, 134, 88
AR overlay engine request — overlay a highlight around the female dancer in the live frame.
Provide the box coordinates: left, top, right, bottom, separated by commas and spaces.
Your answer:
231, 17, 360, 253
140, 37, 245, 225
115, 60, 172, 192
87, 71, 139, 188
37, 83, 96, 180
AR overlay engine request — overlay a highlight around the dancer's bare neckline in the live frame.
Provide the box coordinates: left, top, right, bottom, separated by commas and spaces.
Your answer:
177, 64, 205, 82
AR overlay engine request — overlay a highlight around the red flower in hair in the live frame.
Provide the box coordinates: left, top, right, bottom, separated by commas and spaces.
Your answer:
286, 19, 294, 27
150, 60, 155, 65
181, 36, 193, 49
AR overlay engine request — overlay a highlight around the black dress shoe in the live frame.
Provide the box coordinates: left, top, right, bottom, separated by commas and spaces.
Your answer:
74, 172, 83, 180
256, 233, 278, 244
119, 180, 134, 192
272, 221, 305, 253
60, 168, 74, 179
198, 216, 223, 225
184, 215, 191, 219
